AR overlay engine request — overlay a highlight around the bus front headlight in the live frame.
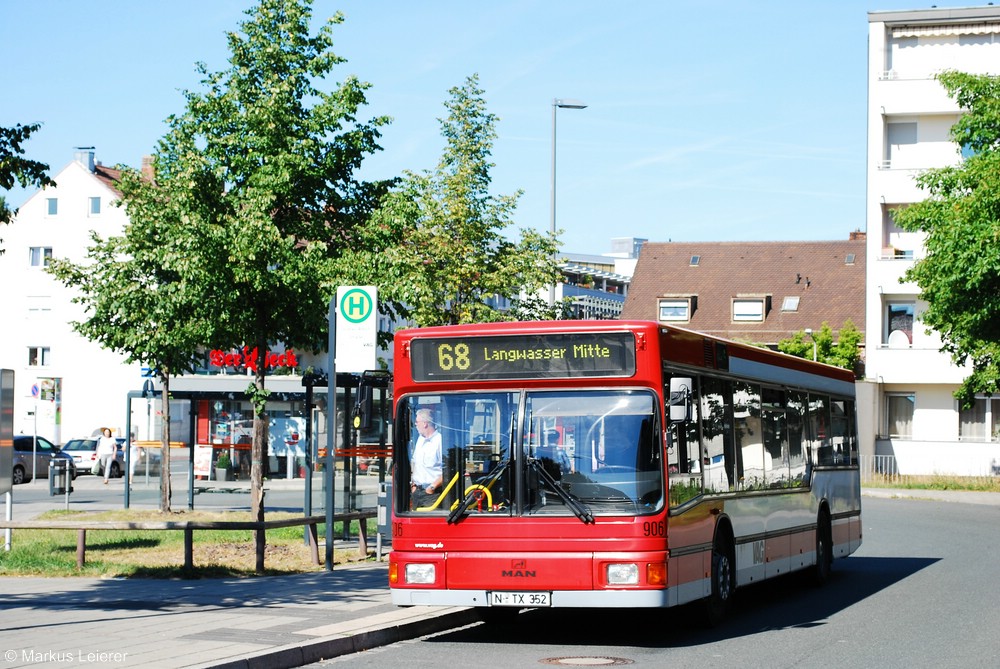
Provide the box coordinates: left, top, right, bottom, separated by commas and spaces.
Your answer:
606, 563, 639, 585
405, 563, 436, 585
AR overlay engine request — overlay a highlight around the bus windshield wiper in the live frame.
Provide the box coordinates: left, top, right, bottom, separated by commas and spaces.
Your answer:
527, 458, 594, 524
448, 458, 509, 524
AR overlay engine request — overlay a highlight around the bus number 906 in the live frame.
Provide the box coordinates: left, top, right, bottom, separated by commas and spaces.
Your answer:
643, 521, 666, 537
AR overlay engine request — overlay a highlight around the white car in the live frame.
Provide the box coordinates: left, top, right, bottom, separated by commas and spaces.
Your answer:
61, 437, 126, 478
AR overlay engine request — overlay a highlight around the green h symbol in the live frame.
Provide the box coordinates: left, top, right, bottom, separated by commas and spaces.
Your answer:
340, 288, 373, 323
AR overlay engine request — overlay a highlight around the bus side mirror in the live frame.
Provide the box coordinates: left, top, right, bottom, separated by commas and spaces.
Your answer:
668, 377, 692, 423
353, 383, 373, 430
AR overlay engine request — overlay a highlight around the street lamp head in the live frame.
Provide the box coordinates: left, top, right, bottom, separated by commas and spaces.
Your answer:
804, 328, 813, 336
554, 98, 587, 109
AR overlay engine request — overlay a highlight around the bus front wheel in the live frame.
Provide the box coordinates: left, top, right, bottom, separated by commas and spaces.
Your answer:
705, 530, 735, 626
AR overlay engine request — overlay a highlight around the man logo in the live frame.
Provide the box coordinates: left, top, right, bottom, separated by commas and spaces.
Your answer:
502, 560, 535, 577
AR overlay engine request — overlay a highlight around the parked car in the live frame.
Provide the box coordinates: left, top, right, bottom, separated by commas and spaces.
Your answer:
61, 437, 125, 478
12, 435, 77, 484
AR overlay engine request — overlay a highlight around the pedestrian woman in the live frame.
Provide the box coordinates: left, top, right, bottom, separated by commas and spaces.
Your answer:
96, 428, 117, 484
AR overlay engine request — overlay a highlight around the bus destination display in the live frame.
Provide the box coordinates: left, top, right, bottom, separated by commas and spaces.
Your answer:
410, 332, 637, 381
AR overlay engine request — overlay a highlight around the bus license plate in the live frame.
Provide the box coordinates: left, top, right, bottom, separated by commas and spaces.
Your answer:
489, 591, 551, 607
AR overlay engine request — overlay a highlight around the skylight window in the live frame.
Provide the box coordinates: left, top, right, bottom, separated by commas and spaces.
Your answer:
690, 255, 700, 266
782, 296, 800, 312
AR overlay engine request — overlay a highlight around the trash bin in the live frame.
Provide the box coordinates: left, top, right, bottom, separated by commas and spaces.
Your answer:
49, 458, 72, 496
377, 481, 392, 542
376, 481, 392, 560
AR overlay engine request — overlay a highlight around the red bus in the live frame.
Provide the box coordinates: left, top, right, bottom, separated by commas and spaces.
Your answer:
388, 320, 861, 621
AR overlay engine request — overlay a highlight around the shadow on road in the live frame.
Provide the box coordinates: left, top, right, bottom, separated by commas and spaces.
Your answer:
428, 555, 939, 648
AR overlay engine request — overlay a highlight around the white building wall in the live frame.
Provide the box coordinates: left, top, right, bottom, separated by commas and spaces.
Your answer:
0, 154, 144, 442
866, 7, 1000, 475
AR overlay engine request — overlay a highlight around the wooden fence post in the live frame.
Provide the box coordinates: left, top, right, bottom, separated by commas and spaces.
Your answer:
184, 527, 193, 570
76, 530, 86, 569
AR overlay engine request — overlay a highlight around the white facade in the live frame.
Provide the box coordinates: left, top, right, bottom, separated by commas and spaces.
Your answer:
0, 151, 144, 443
866, 7, 1000, 475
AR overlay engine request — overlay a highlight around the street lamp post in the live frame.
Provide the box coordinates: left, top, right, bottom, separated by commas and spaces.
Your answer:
549, 98, 587, 307
805, 328, 817, 362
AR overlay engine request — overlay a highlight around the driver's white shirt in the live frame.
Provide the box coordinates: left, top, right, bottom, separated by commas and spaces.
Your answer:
411, 430, 442, 486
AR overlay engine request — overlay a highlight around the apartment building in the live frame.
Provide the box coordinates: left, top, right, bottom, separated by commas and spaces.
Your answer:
866, 6, 1000, 475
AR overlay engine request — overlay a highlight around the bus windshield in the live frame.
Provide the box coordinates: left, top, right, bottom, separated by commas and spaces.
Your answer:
396, 389, 663, 519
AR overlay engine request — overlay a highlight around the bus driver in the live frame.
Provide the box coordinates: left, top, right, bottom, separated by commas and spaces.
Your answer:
411, 409, 443, 509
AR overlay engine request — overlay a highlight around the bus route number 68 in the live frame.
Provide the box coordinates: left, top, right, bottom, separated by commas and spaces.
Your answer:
437, 343, 471, 371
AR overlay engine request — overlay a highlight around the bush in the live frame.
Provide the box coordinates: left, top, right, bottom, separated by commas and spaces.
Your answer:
216, 451, 231, 470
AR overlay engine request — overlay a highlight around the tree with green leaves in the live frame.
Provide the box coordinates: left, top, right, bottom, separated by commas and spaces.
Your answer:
47, 0, 390, 570
777, 320, 863, 373
338, 74, 561, 327
894, 71, 1000, 406
1, 123, 54, 250
47, 168, 216, 512
157, 0, 389, 570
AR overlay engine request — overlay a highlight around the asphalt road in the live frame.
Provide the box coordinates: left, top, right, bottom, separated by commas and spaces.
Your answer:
314, 495, 1000, 669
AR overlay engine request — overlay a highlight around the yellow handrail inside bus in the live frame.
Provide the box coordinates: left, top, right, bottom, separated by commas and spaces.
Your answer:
415, 471, 462, 511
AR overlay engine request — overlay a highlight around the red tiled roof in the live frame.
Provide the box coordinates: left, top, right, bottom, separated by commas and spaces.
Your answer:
94, 164, 123, 198
620, 239, 866, 345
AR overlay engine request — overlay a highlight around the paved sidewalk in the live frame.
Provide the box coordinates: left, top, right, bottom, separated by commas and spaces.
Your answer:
0, 558, 479, 669
862, 486, 1000, 506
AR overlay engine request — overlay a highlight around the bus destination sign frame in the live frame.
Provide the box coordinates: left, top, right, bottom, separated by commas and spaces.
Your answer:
410, 332, 637, 382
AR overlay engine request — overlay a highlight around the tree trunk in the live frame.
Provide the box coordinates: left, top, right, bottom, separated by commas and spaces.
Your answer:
251, 354, 267, 574
159, 372, 172, 513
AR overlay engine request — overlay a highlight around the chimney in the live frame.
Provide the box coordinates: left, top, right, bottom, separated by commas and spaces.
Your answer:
849, 230, 867, 241
141, 155, 155, 181
74, 146, 95, 172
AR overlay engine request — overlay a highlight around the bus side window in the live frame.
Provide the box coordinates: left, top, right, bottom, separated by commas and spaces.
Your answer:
666, 377, 699, 474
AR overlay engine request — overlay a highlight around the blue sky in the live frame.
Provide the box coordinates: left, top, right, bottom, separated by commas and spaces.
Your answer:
0, 1, 970, 254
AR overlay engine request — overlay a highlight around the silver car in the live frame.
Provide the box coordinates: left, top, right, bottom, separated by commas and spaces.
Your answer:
12, 435, 77, 484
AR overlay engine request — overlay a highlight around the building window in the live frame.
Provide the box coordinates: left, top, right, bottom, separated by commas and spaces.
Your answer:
28, 346, 50, 367
958, 397, 1000, 442
89, 196, 101, 215
733, 298, 765, 322
781, 296, 800, 312
885, 121, 917, 167
658, 298, 690, 322
884, 301, 914, 346
29, 247, 52, 268
882, 205, 915, 258
46, 198, 58, 215
885, 393, 914, 438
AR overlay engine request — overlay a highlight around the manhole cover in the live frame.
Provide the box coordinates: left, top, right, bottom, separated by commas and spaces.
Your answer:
540, 658, 634, 666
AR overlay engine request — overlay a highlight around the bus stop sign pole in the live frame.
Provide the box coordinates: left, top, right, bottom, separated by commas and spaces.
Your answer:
325, 297, 337, 571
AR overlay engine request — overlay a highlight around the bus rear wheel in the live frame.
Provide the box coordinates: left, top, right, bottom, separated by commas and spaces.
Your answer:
705, 531, 735, 626
814, 511, 833, 585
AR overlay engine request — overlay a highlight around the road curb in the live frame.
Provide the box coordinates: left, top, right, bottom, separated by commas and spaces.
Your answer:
194, 607, 481, 669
